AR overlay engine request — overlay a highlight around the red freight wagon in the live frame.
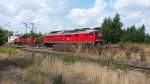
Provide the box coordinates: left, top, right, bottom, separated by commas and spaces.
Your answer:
15, 38, 25, 43
43, 28, 102, 47
15, 37, 38, 45
26, 37, 37, 43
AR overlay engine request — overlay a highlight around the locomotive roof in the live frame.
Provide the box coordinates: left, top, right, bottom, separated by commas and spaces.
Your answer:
48, 28, 99, 35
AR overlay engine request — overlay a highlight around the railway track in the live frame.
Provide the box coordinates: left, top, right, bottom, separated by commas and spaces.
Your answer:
16, 46, 150, 72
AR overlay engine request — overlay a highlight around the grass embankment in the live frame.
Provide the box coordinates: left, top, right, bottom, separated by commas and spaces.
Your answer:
0, 49, 149, 84
0, 47, 17, 56
53, 43, 150, 64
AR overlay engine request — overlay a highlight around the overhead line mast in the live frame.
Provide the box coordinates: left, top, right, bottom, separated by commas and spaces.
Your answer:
23, 23, 28, 34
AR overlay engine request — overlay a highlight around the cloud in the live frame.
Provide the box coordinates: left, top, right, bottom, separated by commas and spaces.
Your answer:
67, 0, 150, 33
114, 0, 150, 33
0, 0, 73, 33
115, 0, 150, 10
0, 0, 150, 34
5, 3, 17, 13
68, 0, 107, 27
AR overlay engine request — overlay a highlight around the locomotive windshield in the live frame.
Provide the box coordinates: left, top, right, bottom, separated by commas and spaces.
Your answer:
49, 31, 60, 34
95, 31, 100, 36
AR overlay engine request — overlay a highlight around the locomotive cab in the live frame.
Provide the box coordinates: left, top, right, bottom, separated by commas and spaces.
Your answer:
95, 31, 102, 42
88, 31, 102, 42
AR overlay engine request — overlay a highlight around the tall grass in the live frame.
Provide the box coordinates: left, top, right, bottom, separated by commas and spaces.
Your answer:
40, 61, 149, 84
52, 73, 63, 84
99, 52, 128, 69
0, 45, 150, 84
24, 72, 43, 84
62, 53, 79, 64
0, 47, 17, 56
0, 51, 149, 84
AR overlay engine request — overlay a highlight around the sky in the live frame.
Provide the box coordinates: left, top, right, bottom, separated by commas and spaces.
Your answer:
0, 0, 150, 34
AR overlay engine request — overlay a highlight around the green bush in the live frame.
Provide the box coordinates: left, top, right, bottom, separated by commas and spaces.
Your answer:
0, 47, 17, 56
12, 56, 34, 68
24, 72, 43, 84
111, 59, 128, 70
100, 54, 128, 69
62, 53, 78, 64
53, 74, 63, 84
0, 28, 7, 45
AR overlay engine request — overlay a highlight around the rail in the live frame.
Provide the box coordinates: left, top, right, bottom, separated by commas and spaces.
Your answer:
17, 47, 150, 71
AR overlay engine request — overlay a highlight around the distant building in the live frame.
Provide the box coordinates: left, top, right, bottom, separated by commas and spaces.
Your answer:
8, 36, 19, 44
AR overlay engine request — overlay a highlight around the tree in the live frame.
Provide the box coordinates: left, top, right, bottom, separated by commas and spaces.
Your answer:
111, 13, 123, 43
138, 24, 145, 42
101, 13, 123, 43
100, 13, 148, 44
144, 34, 150, 43
20, 31, 44, 45
0, 27, 8, 45
121, 25, 146, 43
101, 17, 112, 43
36, 32, 44, 44
121, 25, 137, 43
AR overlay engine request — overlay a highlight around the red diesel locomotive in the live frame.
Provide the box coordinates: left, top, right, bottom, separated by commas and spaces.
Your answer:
43, 28, 102, 47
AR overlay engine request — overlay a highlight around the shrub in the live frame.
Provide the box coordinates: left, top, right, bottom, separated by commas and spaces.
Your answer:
128, 44, 141, 53
0, 28, 7, 45
100, 53, 113, 66
100, 53, 128, 69
111, 59, 128, 70
12, 56, 34, 68
62, 53, 78, 64
0, 47, 17, 56
52, 74, 63, 84
24, 72, 43, 84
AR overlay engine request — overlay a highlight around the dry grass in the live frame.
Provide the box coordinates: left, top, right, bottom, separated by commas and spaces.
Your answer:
0, 47, 17, 55
1, 56, 147, 84
96, 44, 150, 64
39, 59, 150, 84
53, 43, 150, 64
0, 46, 150, 84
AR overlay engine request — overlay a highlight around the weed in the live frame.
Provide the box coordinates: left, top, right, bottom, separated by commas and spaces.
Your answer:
0, 47, 17, 56
100, 53, 113, 66
24, 72, 43, 84
140, 49, 146, 61
125, 50, 131, 60
62, 53, 79, 64
128, 44, 141, 53
100, 53, 128, 69
111, 59, 128, 70
12, 56, 34, 68
52, 74, 63, 84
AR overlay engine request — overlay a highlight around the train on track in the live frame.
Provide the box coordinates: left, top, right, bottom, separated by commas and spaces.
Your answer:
15, 37, 38, 45
14, 28, 103, 47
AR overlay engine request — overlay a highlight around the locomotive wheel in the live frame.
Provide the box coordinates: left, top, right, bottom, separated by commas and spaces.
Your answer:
94, 41, 104, 46
44, 43, 53, 48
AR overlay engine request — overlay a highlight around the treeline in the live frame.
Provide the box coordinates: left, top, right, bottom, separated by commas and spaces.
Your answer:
21, 31, 44, 43
0, 27, 44, 45
1, 13, 150, 45
100, 13, 150, 44
0, 27, 8, 45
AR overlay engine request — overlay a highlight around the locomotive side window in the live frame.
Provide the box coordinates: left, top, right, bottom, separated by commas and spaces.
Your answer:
75, 34, 78, 37
95, 31, 99, 36
66, 35, 71, 37
89, 32, 95, 36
